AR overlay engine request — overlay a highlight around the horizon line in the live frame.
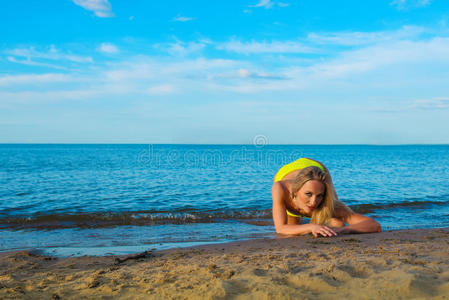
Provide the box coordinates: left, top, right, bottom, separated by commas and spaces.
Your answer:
1, 143, 448, 146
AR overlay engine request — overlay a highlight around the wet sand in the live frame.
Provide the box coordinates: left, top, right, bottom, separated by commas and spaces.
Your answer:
1, 228, 449, 299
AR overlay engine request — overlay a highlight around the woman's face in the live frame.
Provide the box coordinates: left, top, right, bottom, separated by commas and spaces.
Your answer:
295, 180, 325, 214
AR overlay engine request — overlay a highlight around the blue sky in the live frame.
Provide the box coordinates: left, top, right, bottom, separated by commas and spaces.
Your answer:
1, 0, 449, 144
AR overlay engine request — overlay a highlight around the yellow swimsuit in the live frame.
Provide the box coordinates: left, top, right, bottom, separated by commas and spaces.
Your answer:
274, 158, 325, 218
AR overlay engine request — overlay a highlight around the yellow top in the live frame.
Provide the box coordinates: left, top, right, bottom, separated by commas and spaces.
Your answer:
274, 157, 325, 183
274, 158, 325, 218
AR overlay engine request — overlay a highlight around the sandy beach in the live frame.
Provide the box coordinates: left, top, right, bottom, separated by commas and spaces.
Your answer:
1, 228, 449, 299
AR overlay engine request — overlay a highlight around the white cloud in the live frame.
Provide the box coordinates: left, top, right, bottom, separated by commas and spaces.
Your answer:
0, 74, 72, 86
108, 57, 239, 80
72, 0, 113, 17
0, 89, 108, 103
237, 69, 250, 78
214, 34, 449, 92
248, 0, 289, 9
371, 97, 449, 113
98, 43, 119, 54
173, 15, 195, 22
232, 69, 284, 80
3, 26, 449, 105
412, 97, 449, 110
307, 26, 426, 46
165, 41, 206, 56
391, 0, 406, 9
390, 0, 432, 10
0, 56, 248, 104
147, 84, 177, 95
217, 40, 315, 54
6, 46, 93, 63
279, 36, 449, 84
249, 0, 274, 9
6, 56, 67, 70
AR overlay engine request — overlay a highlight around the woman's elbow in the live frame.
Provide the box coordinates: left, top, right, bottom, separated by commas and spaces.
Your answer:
274, 225, 285, 234
363, 216, 381, 233
372, 220, 382, 232
275, 224, 292, 235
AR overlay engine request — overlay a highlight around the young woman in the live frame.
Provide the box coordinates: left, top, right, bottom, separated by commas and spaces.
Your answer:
272, 158, 381, 237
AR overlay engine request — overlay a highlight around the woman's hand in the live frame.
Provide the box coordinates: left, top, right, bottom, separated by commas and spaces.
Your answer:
309, 224, 337, 237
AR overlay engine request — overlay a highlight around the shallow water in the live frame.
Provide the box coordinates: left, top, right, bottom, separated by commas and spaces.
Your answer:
1, 144, 449, 256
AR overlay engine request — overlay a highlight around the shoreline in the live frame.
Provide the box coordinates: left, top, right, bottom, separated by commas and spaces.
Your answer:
1, 227, 449, 299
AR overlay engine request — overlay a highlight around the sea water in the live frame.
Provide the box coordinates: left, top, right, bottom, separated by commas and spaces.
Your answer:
1, 144, 448, 256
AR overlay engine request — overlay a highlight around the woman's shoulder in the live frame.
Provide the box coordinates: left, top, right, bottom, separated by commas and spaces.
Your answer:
271, 180, 284, 192
271, 180, 290, 198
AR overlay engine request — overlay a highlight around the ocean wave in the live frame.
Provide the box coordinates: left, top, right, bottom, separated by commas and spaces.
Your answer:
0, 209, 273, 230
2, 198, 449, 230
350, 199, 449, 214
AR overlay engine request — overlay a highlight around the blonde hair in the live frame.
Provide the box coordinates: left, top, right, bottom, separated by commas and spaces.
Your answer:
291, 166, 351, 225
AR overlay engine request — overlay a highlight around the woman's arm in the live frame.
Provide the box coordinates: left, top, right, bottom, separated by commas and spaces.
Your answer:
309, 159, 381, 234
333, 209, 382, 234
272, 182, 337, 237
